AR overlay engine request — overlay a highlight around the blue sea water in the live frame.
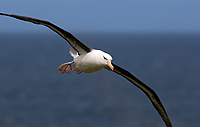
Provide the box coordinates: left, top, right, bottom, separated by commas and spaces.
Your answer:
0, 33, 200, 127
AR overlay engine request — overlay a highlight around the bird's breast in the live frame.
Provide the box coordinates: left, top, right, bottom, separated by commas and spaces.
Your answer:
73, 53, 104, 73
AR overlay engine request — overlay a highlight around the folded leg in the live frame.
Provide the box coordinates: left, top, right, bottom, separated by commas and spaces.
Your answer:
73, 64, 82, 74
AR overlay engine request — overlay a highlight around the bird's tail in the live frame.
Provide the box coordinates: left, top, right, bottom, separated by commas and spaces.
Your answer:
69, 48, 79, 58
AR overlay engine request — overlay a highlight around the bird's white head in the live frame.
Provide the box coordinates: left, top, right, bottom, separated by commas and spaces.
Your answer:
92, 50, 114, 71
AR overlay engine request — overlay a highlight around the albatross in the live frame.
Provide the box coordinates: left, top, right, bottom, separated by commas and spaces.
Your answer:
0, 12, 172, 127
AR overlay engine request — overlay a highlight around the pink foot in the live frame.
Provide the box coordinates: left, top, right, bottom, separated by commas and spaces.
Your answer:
73, 64, 82, 74
57, 64, 72, 74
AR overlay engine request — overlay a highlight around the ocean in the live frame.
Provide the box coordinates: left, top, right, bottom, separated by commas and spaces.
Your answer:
0, 33, 200, 127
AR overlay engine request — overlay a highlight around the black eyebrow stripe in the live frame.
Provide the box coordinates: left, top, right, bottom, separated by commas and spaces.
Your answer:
103, 56, 108, 60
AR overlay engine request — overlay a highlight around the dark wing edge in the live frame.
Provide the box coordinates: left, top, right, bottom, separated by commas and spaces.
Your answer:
105, 63, 172, 127
0, 12, 91, 54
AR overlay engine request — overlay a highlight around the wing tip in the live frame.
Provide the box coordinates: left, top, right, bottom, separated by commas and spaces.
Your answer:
108, 63, 173, 127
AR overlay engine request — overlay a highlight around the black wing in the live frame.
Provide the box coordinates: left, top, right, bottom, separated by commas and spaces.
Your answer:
0, 12, 91, 55
105, 63, 172, 127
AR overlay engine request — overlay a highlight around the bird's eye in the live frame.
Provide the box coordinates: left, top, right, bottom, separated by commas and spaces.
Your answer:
103, 56, 108, 60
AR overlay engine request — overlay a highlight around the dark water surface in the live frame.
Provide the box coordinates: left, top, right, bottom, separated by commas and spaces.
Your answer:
0, 33, 200, 127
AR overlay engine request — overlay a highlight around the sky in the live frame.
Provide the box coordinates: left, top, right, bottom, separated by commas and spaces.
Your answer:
0, 0, 200, 34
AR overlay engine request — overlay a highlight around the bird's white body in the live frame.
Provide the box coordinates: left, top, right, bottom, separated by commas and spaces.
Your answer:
73, 49, 112, 73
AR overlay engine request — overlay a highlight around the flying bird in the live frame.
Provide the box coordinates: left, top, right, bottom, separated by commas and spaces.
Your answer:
0, 12, 172, 127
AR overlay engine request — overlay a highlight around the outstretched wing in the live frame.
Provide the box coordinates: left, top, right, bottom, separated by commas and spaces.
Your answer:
0, 12, 91, 55
105, 63, 172, 127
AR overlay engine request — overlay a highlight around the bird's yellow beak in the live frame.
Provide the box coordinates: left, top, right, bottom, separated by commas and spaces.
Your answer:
107, 60, 114, 71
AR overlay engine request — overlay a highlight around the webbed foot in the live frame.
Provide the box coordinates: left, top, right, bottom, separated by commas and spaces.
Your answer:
73, 64, 82, 74
57, 62, 73, 74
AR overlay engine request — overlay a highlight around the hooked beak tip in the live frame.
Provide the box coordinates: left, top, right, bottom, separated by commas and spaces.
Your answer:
107, 60, 114, 71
